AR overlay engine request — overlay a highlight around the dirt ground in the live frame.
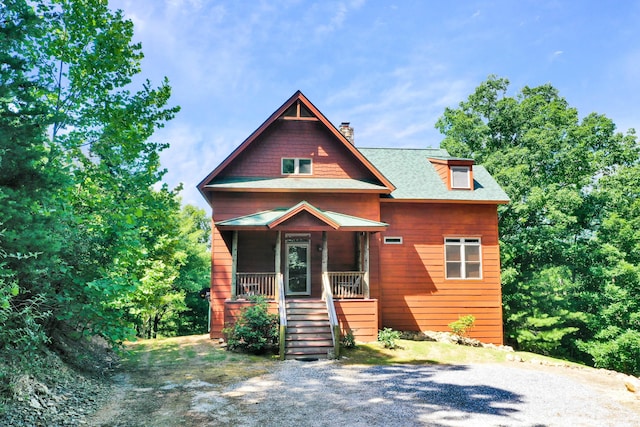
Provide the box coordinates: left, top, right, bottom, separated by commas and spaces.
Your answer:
86, 335, 639, 427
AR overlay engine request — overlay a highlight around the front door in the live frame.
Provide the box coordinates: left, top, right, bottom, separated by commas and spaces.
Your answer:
285, 241, 310, 295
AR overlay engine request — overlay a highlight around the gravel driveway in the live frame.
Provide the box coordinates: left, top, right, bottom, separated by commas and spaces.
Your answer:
191, 360, 639, 427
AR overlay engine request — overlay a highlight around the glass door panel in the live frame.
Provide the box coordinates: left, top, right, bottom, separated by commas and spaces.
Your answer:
286, 242, 310, 295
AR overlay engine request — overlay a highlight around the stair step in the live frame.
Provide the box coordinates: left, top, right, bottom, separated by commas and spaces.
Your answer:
287, 307, 328, 314
288, 316, 329, 323
286, 342, 333, 349
286, 326, 331, 333
286, 334, 332, 341
288, 320, 329, 325
285, 346, 333, 355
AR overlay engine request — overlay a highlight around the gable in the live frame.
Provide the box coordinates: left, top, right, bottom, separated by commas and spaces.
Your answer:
197, 91, 394, 199
218, 119, 375, 180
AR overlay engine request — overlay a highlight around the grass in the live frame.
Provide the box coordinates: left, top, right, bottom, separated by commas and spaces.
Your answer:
119, 334, 586, 383
341, 339, 583, 368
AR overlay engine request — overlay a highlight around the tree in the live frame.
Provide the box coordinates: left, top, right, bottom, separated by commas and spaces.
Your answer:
1, 0, 181, 358
436, 76, 639, 366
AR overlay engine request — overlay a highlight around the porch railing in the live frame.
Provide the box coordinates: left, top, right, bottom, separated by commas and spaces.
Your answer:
328, 271, 366, 299
235, 272, 276, 299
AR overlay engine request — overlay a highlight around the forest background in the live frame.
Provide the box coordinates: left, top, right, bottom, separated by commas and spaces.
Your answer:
1, 0, 638, 402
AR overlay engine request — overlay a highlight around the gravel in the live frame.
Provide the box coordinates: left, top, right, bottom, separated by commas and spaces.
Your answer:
191, 360, 639, 427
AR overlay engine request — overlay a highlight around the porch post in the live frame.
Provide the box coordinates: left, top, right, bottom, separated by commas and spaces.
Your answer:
357, 232, 363, 271
231, 230, 238, 298
363, 232, 370, 299
322, 231, 328, 299
275, 231, 281, 300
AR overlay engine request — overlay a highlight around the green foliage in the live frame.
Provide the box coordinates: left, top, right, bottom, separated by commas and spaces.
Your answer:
341, 329, 356, 349
436, 75, 640, 373
449, 315, 476, 337
223, 297, 279, 355
578, 329, 640, 376
378, 327, 401, 349
0, 0, 213, 378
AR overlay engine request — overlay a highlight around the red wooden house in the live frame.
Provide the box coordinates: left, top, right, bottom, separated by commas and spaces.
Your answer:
198, 91, 509, 359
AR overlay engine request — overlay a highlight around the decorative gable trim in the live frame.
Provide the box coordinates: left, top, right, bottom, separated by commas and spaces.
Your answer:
267, 201, 340, 230
197, 91, 395, 201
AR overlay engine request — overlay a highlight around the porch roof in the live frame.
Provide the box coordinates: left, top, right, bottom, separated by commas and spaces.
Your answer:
215, 201, 388, 231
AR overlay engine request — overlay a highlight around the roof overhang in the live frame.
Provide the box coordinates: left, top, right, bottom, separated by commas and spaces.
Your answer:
215, 201, 389, 231
203, 177, 390, 193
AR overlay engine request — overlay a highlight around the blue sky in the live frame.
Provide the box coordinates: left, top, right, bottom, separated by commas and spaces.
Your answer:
110, 0, 640, 211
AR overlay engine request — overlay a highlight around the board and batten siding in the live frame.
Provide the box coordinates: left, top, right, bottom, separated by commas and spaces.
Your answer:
377, 202, 503, 344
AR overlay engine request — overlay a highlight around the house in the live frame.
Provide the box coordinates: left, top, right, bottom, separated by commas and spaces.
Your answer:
198, 91, 509, 358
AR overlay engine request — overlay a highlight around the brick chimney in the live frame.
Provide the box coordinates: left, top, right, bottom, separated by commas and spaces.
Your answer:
339, 122, 354, 144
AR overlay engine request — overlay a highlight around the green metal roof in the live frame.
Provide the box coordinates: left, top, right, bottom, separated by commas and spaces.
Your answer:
204, 177, 389, 192
215, 201, 388, 230
358, 147, 510, 202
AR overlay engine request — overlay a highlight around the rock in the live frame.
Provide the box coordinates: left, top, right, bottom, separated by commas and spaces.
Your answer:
623, 377, 640, 393
29, 396, 43, 410
506, 354, 523, 362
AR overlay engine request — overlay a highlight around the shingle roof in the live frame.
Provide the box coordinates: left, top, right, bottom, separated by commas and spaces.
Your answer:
204, 177, 389, 192
358, 148, 510, 203
215, 201, 388, 230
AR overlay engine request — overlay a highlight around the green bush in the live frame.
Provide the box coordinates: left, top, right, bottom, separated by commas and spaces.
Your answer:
378, 327, 401, 349
341, 329, 356, 349
223, 297, 279, 355
579, 328, 640, 376
449, 315, 476, 337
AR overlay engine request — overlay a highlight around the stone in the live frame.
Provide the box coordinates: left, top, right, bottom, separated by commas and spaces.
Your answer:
623, 377, 640, 393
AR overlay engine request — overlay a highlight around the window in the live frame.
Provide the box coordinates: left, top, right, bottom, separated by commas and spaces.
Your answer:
282, 158, 312, 175
445, 238, 481, 279
451, 166, 471, 189
384, 236, 403, 244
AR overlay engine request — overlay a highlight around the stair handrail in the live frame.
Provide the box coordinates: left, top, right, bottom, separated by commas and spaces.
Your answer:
277, 273, 286, 360
277, 273, 286, 327
322, 272, 340, 358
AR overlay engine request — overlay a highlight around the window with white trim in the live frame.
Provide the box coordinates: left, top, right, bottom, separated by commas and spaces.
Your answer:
450, 166, 471, 189
282, 158, 312, 175
445, 238, 481, 279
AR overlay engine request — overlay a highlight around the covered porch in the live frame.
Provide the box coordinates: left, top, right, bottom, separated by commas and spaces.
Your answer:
216, 201, 387, 302
216, 201, 386, 347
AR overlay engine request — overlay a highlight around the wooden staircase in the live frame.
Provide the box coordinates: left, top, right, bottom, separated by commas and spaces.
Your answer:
284, 299, 334, 360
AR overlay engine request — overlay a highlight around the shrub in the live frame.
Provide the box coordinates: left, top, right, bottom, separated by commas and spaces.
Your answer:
223, 297, 279, 355
378, 327, 401, 349
341, 330, 356, 349
449, 315, 476, 337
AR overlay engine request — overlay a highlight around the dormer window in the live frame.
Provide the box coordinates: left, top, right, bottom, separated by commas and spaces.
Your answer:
282, 158, 312, 175
428, 157, 475, 191
451, 166, 471, 189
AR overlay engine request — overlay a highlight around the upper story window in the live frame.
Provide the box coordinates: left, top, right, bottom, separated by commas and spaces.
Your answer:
445, 238, 481, 279
282, 158, 312, 175
450, 166, 471, 189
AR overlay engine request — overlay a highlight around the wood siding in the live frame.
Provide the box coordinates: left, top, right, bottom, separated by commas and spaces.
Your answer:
219, 120, 376, 180
210, 225, 232, 337
377, 202, 503, 344
208, 192, 381, 336
335, 299, 378, 342
223, 300, 279, 334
